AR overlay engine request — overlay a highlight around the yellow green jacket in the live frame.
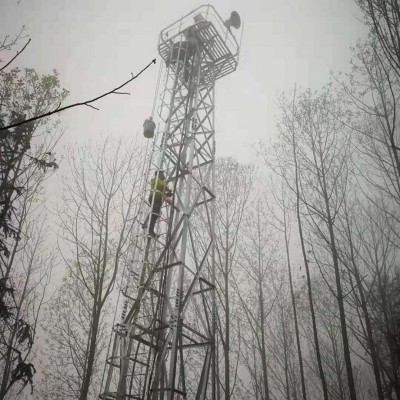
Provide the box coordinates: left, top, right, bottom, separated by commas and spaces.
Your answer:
150, 178, 170, 200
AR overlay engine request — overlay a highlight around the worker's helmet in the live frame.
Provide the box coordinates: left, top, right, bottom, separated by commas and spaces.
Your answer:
155, 170, 165, 178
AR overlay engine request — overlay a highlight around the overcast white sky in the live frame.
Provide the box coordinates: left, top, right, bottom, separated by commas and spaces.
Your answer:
1, 2, 370, 395
2, 0, 367, 163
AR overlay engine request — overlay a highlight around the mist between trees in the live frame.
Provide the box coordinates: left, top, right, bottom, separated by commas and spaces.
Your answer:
1, 1, 400, 399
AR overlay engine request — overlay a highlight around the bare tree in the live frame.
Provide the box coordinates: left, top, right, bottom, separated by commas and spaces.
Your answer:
267, 90, 329, 400
297, 274, 353, 400
332, 196, 385, 400
335, 34, 400, 399
355, 0, 400, 80
268, 178, 308, 400
232, 198, 283, 400
345, 202, 400, 399
290, 89, 357, 399
271, 86, 362, 398
41, 136, 145, 400
213, 157, 254, 400
0, 27, 29, 68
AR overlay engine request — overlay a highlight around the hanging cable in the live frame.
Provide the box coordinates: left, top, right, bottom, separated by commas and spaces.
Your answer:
151, 61, 163, 118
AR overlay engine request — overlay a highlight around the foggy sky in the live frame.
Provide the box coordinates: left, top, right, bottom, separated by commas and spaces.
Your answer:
1, 0, 367, 162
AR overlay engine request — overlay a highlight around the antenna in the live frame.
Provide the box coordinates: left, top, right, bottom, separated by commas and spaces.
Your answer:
224, 11, 241, 31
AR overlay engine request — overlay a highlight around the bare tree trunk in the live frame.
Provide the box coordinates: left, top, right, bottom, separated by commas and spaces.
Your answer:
256, 208, 271, 400
259, 284, 270, 400
0, 331, 16, 399
375, 260, 400, 399
282, 201, 307, 400
290, 113, 329, 400
280, 307, 291, 400
313, 141, 357, 400
336, 25, 400, 399
296, 197, 329, 399
213, 158, 254, 399
224, 226, 230, 400
79, 305, 101, 400
252, 332, 260, 400
341, 204, 385, 400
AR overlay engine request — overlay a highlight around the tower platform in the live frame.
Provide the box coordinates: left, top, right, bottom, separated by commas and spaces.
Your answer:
158, 5, 240, 85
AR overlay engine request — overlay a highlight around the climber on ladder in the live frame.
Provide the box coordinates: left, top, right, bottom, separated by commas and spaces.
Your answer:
142, 170, 172, 238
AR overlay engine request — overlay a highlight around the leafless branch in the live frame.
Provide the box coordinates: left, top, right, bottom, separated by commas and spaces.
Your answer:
0, 38, 31, 72
0, 58, 156, 131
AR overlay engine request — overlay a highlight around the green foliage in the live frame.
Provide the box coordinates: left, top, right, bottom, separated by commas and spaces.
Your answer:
0, 67, 68, 256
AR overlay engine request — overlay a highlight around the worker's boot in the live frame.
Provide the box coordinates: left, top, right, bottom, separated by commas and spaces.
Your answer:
148, 231, 160, 239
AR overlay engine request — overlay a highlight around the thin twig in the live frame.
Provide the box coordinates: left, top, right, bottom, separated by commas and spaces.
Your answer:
0, 38, 31, 72
0, 58, 156, 131
85, 104, 99, 111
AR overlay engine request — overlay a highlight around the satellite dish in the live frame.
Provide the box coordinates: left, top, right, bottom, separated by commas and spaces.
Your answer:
225, 11, 241, 31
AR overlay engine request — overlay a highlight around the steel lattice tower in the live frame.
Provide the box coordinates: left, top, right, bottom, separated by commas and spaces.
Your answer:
100, 5, 240, 399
